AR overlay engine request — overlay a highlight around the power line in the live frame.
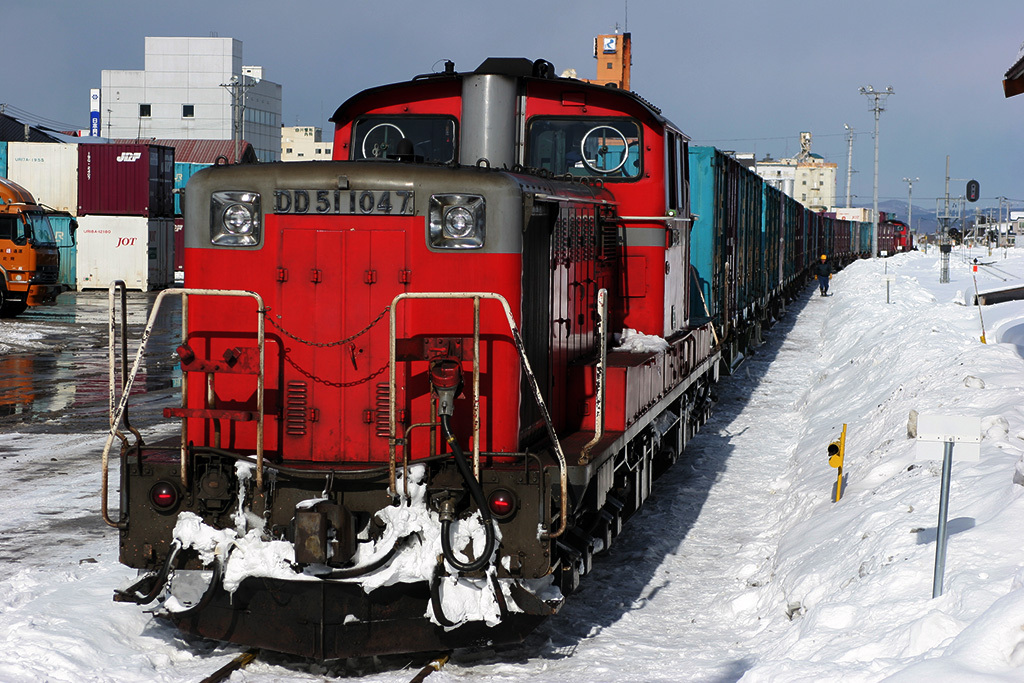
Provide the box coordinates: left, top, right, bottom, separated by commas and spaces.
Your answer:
0, 103, 84, 132
692, 131, 859, 145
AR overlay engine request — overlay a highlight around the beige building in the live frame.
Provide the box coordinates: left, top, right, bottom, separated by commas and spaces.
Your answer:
281, 126, 333, 161
754, 132, 837, 211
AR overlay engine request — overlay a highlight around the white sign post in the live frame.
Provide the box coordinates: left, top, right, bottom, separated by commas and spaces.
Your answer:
916, 414, 981, 598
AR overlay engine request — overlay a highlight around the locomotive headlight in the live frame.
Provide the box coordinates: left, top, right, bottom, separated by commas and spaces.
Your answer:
444, 206, 475, 239
429, 194, 485, 249
224, 204, 254, 234
211, 191, 261, 246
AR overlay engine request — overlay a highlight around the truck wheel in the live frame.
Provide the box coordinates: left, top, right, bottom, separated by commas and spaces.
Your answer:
0, 287, 27, 318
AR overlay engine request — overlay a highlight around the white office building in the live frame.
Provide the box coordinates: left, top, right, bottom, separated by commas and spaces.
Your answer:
100, 37, 282, 162
281, 126, 333, 161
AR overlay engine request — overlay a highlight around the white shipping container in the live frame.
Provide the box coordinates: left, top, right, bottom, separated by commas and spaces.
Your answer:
76, 215, 174, 291
6, 142, 79, 215
836, 207, 870, 222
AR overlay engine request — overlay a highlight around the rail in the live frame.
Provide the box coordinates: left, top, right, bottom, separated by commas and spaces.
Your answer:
388, 292, 569, 539
100, 286, 266, 529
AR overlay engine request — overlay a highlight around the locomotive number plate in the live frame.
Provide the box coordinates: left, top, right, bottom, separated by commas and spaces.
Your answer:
273, 189, 414, 216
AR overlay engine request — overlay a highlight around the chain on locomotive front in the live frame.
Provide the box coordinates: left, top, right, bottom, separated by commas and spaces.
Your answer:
108, 58, 720, 660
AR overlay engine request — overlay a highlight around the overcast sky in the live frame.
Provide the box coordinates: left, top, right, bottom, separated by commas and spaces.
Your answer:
5, 0, 1023, 216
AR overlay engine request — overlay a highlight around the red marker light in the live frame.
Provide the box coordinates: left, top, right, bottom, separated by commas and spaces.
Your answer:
150, 482, 179, 510
487, 489, 517, 520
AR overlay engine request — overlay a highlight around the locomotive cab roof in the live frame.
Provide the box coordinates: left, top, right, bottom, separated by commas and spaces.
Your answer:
329, 57, 673, 132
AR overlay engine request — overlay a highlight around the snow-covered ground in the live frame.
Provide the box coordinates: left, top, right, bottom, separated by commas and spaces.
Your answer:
2, 245, 1024, 681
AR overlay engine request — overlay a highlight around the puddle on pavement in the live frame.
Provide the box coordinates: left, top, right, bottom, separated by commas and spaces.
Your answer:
0, 290, 182, 432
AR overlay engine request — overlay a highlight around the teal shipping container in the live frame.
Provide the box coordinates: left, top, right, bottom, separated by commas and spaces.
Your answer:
688, 146, 718, 325
687, 146, 763, 327
174, 162, 209, 215
50, 215, 77, 289
0, 141, 6, 177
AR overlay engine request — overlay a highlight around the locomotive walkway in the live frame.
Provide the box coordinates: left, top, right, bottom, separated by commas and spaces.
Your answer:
462, 285, 828, 680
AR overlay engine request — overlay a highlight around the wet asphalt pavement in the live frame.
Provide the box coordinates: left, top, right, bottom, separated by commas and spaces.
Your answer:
0, 289, 183, 436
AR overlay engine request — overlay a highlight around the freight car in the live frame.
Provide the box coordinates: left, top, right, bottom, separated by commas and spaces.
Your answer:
103, 57, 847, 660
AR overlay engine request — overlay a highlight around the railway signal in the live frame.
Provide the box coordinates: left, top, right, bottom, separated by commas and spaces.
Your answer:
966, 179, 980, 203
827, 424, 847, 502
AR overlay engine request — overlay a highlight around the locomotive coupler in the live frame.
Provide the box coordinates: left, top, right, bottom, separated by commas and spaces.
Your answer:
293, 500, 357, 566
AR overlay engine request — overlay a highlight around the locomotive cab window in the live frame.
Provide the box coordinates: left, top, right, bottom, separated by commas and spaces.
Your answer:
526, 117, 642, 179
351, 116, 458, 163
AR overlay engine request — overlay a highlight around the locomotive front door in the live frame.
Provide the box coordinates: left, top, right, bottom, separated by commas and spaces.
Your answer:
276, 221, 407, 462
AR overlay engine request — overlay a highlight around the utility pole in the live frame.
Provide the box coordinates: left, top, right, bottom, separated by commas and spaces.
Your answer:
902, 177, 918, 239
997, 196, 1008, 246
844, 124, 855, 208
220, 75, 254, 162
860, 85, 894, 258
937, 156, 969, 283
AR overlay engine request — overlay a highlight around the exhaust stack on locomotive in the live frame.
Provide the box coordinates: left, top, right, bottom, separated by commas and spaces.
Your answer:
103, 57, 726, 660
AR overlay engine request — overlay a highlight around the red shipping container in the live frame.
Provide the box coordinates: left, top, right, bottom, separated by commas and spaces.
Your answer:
77, 143, 175, 217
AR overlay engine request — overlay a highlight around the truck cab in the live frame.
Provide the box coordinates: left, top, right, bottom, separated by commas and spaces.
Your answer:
0, 177, 70, 316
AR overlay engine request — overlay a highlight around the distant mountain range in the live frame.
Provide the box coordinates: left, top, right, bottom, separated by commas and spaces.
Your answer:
850, 199, 1012, 236
872, 200, 937, 234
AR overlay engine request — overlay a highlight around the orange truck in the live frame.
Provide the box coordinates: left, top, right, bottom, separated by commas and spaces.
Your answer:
0, 176, 73, 317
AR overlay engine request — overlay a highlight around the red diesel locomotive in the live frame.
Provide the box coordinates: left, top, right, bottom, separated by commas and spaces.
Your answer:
105, 58, 723, 659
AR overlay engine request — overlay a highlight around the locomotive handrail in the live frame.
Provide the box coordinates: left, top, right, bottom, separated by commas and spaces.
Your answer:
580, 288, 607, 464
101, 287, 266, 529
108, 281, 139, 446
615, 215, 694, 224
388, 291, 570, 539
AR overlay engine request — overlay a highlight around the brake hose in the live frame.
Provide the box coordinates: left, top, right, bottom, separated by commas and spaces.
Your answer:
439, 414, 495, 572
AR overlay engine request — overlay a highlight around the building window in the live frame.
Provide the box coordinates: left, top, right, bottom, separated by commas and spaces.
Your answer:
139, 104, 152, 118
286, 148, 293, 154
182, 104, 194, 118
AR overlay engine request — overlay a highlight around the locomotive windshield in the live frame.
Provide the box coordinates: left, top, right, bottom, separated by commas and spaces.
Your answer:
526, 117, 642, 179
351, 115, 458, 163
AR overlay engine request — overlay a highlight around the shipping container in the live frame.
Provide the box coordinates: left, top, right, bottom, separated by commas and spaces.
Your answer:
6, 142, 78, 214
835, 207, 870, 223
76, 215, 174, 291
77, 143, 175, 217
50, 215, 78, 290
688, 146, 764, 327
173, 162, 209, 215
0, 141, 7, 177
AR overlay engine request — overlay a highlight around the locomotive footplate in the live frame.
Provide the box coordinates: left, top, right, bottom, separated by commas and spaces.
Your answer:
167, 576, 546, 660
